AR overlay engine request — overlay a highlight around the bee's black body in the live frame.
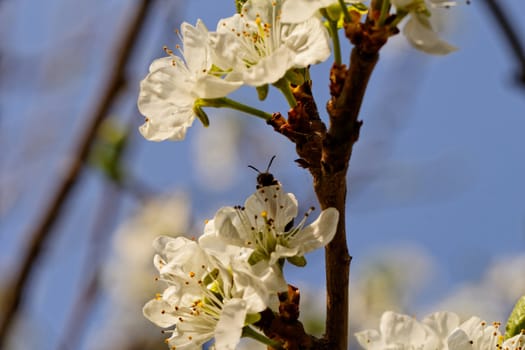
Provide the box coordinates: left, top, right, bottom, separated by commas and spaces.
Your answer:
249, 155, 279, 189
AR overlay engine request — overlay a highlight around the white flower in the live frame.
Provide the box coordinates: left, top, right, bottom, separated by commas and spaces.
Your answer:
199, 185, 339, 266
356, 311, 524, 350
105, 193, 190, 304
501, 334, 525, 350
210, 0, 331, 86
138, 20, 242, 142
391, 0, 457, 55
355, 311, 460, 350
447, 317, 502, 350
143, 236, 274, 350
280, 0, 361, 23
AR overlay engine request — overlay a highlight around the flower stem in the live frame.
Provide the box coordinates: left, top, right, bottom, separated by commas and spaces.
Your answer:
273, 78, 297, 107
338, 0, 351, 22
390, 10, 407, 27
242, 326, 283, 349
200, 97, 273, 121
322, 9, 342, 65
377, 0, 391, 26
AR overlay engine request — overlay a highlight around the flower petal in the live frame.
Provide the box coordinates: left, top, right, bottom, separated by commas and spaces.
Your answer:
291, 207, 338, 254
143, 298, 178, 328
280, 0, 338, 23
403, 15, 457, 55
214, 299, 248, 350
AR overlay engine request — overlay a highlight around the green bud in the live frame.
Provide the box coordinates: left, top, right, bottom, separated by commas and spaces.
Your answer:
285, 68, 308, 86
325, 3, 343, 21
248, 249, 268, 265
89, 119, 128, 183
287, 255, 307, 267
235, 0, 248, 13
245, 312, 262, 325
256, 84, 269, 101
505, 295, 525, 339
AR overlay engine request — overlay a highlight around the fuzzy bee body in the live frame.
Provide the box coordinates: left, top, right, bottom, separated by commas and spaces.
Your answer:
249, 155, 279, 189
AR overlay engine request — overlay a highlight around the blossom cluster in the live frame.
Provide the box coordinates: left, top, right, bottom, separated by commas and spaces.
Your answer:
137, 0, 458, 142
356, 311, 525, 350
143, 184, 339, 349
138, 0, 331, 142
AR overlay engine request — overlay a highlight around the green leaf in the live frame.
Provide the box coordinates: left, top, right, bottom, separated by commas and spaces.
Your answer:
505, 296, 525, 339
88, 119, 128, 183
287, 255, 307, 267
256, 84, 269, 101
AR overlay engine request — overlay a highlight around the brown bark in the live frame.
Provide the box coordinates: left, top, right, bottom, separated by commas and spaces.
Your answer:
269, 19, 394, 350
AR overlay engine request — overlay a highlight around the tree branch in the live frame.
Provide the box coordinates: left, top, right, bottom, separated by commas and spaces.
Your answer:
268, 18, 393, 350
484, 0, 525, 86
0, 1, 153, 346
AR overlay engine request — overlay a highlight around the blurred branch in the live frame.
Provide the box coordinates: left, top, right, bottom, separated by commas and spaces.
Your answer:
0, 0, 154, 346
484, 0, 525, 86
57, 181, 123, 350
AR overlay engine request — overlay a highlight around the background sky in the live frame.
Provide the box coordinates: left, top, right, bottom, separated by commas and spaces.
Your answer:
1, 0, 525, 349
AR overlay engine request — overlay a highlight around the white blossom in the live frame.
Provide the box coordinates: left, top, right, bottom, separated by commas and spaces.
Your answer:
355, 311, 459, 350
447, 317, 501, 350
391, 0, 457, 55
356, 311, 525, 350
138, 20, 241, 142
210, 0, 331, 86
501, 334, 525, 350
143, 236, 276, 350
199, 184, 339, 266
280, 0, 361, 23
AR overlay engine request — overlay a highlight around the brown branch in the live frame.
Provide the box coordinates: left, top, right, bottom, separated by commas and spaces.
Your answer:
483, 0, 525, 86
269, 18, 393, 350
0, 1, 153, 346
56, 182, 122, 350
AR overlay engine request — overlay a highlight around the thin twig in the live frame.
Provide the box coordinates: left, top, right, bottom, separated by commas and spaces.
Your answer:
484, 0, 525, 86
57, 181, 122, 350
0, 1, 153, 346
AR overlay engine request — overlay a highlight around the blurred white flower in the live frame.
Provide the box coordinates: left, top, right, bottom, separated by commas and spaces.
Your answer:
349, 245, 437, 332
138, 20, 242, 141
391, 0, 457, 55
280, 0, 361, 23
104, 193, 191, 303
192, 113, 241, 192
210, 0, 331, 86
143, 236, 275, 350
356, 311, 525, 350
355, 311, 460, 349
91, 193, 191, 350
199, 184, 339, 266
447, 316, 501, 349
432, 254, 525, 322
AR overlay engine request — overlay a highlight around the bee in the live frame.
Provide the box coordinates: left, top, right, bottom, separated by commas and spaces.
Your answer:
248, 155, 279, 189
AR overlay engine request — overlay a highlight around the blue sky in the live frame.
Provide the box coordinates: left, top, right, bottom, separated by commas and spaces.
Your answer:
1, 0, 525, 349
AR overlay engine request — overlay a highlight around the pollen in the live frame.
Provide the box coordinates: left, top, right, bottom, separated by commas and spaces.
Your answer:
261, 211, 268, 218
155, 293, 162, 300
189, 271, 196, 278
